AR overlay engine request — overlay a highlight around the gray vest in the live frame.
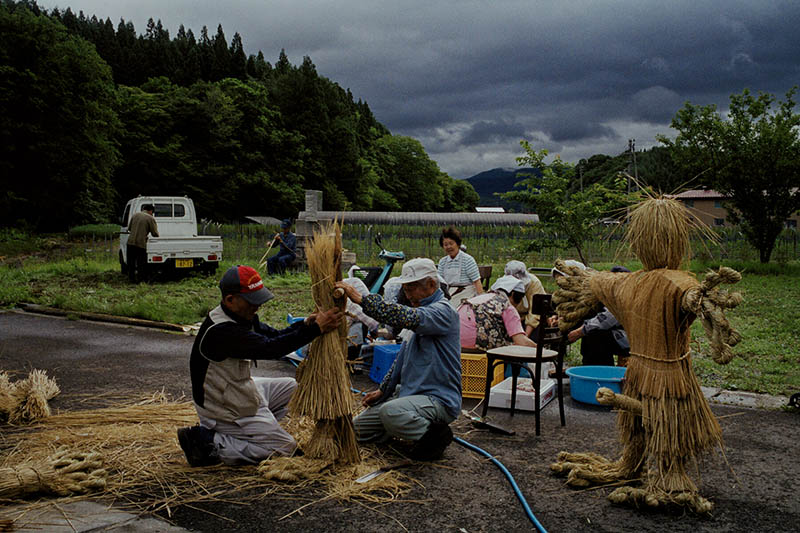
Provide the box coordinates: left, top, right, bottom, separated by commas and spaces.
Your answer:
195, 306, 262, 422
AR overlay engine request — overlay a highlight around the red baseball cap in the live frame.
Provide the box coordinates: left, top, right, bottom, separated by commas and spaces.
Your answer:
219, 265, 274, 305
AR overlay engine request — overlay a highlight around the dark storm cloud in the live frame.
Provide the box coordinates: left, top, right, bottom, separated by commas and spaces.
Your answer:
35, 0, 800, 178
460, 120, 528, 146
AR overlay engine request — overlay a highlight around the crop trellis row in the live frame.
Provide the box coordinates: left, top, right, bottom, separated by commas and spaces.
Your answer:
71, 223, 799, 266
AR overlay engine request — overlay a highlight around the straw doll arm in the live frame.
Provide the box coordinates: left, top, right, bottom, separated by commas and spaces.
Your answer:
550, 260, 603, 332
681, 267, 743, 364
596, 387, 642, 415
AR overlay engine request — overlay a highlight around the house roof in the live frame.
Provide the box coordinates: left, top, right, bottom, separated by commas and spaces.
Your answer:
669, 189, 725, 200
243, 216, 283, 226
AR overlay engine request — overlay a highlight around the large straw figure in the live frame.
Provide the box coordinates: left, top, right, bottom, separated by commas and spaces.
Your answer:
289, 221, 360, 464
550, 197, 743, 513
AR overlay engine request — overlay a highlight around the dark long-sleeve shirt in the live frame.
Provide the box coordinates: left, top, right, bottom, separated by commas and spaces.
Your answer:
190, 303, 320, 408
277, 231, 297, 257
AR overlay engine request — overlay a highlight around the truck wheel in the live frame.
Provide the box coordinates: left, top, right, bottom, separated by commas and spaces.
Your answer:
119, 251, 127, 274
203, 263, 218, 276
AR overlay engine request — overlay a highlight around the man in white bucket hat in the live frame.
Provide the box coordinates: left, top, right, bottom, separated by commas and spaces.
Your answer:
335, 258, 461, 461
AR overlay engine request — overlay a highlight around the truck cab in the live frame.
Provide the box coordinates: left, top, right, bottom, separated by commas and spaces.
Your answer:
119, 196, 223, 277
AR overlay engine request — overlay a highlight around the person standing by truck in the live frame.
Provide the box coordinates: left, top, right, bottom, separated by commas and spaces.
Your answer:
267, 219, 297, 275
127, 204, 159, 283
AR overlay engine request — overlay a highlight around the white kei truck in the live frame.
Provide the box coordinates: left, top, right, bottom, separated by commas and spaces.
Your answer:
119, 196, 223, 277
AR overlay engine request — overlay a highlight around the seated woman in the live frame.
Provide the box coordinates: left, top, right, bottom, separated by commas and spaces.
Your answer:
437, 226, 483, 309
457, 275, 536, 351
503, 260, 546, 336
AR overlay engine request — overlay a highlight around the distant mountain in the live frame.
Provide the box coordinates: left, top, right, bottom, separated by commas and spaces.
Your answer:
464, 167, 539, 212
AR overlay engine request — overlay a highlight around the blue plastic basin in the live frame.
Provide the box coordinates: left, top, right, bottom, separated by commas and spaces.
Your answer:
565, 365, 626, 405
369, 344, 402, 384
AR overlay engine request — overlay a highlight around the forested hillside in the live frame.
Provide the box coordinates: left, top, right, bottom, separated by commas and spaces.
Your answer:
464, 148, 682, 213
465, 168, 535, 212
0, 0, 479, 230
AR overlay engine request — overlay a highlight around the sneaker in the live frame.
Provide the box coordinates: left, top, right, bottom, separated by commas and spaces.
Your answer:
408, 422, 453, 461
177, 425, 220, 467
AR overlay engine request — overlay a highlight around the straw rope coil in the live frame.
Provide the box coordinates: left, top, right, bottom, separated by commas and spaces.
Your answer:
0, 447, 106, 499
682, 267, 743, 364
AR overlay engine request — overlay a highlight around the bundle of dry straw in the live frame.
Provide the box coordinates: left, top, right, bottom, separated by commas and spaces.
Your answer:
0, 369, 60, 424
289, 220, 360, 464
1, 392, 411, 524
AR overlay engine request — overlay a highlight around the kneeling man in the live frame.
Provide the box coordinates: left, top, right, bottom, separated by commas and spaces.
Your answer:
178, 265, 342, 466
335, 258, 461, 460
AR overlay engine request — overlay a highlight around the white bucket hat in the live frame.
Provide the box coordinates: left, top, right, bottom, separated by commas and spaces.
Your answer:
396, 258, 438, 284
504, 260, 533, 287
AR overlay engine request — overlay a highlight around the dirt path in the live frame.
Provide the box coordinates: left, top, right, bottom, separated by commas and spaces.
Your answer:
2, 310, 798, 532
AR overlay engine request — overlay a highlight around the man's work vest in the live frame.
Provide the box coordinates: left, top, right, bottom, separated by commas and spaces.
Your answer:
194, 306, 262, 422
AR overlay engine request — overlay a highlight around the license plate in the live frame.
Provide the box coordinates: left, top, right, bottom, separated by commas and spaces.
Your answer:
175, 259, 193, 268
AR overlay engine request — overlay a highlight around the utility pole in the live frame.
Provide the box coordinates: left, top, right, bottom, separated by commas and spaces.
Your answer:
627, 139, 634, 196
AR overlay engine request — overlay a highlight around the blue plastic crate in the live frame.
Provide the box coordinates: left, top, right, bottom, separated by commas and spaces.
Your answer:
369, 344, 402, 383
504, 364, 531, 379
285, 314, 307, 364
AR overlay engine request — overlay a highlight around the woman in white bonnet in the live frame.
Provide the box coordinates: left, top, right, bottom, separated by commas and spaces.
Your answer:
504, 260, 546, 336
457, 275, 537, 351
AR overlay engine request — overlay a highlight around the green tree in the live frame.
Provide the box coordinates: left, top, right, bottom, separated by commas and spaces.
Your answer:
210, 24, 230, 81
441, 177, 480, 212
503, 141, 627, 265
660, 88, 800, 263
229, 32, 247, 79
0, 3, 120, 229
376, 135, 446, 212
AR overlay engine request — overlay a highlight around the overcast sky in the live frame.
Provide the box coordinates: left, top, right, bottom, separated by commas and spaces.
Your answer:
37, 0, 800, 178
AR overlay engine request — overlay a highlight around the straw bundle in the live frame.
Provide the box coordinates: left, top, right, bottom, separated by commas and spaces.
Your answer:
549, 196, 742, 514
0, 447, 106, 499
0, 371, 15, 417
1, 392, 411, 524
0, 369, 60, 424
257, 452, 411, 504
289, 220, 360, 464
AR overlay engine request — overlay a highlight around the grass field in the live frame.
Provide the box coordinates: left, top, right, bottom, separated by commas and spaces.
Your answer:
1, 231, 797, 397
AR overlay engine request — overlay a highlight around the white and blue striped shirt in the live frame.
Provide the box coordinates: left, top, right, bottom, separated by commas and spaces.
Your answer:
438, 250, 480, 287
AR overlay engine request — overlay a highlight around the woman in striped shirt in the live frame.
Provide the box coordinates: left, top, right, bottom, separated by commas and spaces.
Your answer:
437, 226, 483, 308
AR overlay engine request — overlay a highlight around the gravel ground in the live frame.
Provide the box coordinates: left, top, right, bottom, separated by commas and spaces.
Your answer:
2, 310, 799, 532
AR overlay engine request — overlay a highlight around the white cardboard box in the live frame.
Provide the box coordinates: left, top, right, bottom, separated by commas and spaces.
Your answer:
488, 377, 556, 411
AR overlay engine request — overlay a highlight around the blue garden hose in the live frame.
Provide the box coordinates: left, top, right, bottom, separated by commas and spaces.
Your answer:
453, 436, 547, 533
351, 387, 547, 532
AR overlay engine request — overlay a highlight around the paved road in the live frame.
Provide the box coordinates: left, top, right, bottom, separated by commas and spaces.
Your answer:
2, 310, 799, 533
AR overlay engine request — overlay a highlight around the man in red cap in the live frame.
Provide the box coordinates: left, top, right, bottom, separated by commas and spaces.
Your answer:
178, 265, 343, 466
